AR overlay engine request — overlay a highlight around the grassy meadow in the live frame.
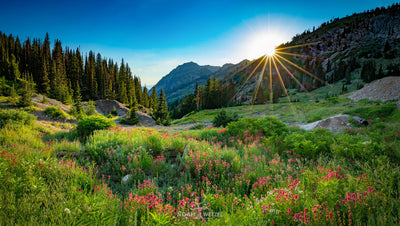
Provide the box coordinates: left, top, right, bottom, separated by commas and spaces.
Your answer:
1, 94, 400, 225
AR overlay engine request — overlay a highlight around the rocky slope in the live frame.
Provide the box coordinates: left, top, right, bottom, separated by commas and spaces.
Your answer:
348, 76, 400, 103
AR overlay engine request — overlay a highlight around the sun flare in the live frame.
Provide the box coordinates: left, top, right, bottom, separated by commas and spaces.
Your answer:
246, 32, 282, 58
265, 45, 276, 56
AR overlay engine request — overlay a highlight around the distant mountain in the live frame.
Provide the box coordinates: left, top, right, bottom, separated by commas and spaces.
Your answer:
153, 60, 249, 103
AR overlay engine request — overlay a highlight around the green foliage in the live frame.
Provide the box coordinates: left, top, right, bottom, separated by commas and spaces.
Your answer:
120, 109, 139, 125
17, 82, 33, 107
41, 95, 49, 104
110, 107, 118, 116
44, 106, 69, 120
360, 60, 377, 83
9, 83, 18, 105
70, 83, 85, 118
226, 116, 288, 139
212, 109, 239, 127
285, 129, 334, 158
0, 109, 36, 128
86, 100, 96, 116
306, 114, 322, 123
332, 134, 384, 160
344, 102, 396, 123
23, 106, 40, 112
76, 115, 116, 136
154, 88, 170, 126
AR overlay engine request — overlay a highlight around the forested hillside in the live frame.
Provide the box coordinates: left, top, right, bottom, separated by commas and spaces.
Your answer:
0, 32, 159, 110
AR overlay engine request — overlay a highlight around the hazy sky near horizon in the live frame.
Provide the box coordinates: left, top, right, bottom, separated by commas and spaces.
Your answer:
0, 0, 397, 86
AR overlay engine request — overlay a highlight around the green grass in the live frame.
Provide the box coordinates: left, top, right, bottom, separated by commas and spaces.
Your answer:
172, 77, 396, 127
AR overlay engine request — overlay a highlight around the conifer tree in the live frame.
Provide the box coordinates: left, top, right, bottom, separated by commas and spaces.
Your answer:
9, 54, 20, 81
18, 81, 33, 107
142, 87, 149, 108
154, 88, 169, 125
86, 100, 96, 116
149, 87, 158, 111
134, 76, 142, 105
117, 82, 128, 104
131, 93, 139, 111
41, 57, 50, 95
71, 82, 85, 118
194, 81, 200, 110
9, 83, 18, 105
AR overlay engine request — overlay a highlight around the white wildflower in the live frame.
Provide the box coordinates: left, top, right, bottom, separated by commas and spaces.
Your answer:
64, 208, 71, 214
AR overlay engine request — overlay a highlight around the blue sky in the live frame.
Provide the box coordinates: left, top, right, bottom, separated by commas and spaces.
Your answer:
0, 0, 397, 86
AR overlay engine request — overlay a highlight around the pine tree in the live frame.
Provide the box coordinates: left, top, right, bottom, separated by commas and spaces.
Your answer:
194, 81, 200, 110
131, 93, 139, 111
154, 88, 169, 125
117, 81, 128, 104
142, 87, 149, 108
149, 87, 158, 111
71, 82, 85, 118
133, 76, 142, 105
18, 82, 33, 107
9, 54, 20, 81
360, 60, 376, 83
41, 57, 50, 95
86, 100, 96, 116
9, 83, 18, 105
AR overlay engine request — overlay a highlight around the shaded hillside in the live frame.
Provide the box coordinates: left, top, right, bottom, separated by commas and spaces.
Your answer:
153, 60, 249, 103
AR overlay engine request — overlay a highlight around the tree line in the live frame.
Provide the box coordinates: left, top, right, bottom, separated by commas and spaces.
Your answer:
0, 31, 169, 124
170, 76, 236, 119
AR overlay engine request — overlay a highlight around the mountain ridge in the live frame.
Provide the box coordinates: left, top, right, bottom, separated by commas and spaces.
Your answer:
153, 59, 249, 103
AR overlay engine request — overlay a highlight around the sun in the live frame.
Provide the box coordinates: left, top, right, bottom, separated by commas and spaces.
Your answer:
245, 32, 282, 59
265, 45, 276, 57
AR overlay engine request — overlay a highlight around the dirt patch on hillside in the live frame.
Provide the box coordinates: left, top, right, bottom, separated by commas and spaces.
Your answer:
348, 77, 400, 103
136, 111, 156, 127
299, 114, 351, 134
95, 99, 156, 127
31, 94, 71, 113
95, 100, 129, 116
31, 110, 77, 124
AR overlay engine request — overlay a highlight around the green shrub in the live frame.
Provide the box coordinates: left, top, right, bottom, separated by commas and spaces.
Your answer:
306, 114, 322, 123
212, 109, 239, 127
332, 134, 384, 160
23, 106, 40, 112
226, 116, 288, 139
0, 109, 36, 127
344, 103, 396, 122
326, 96, 339, 104
189, 123, 204, 130
76, 115, 116, 136
145, 134, 164, 155
42, 95, 49, 104
120, 109, 139, 125
86, 100, 96, 116
285, 129, 333, 158
17, 83, 33, 107
44, 106, 69, 120
111, 107, 118, 116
